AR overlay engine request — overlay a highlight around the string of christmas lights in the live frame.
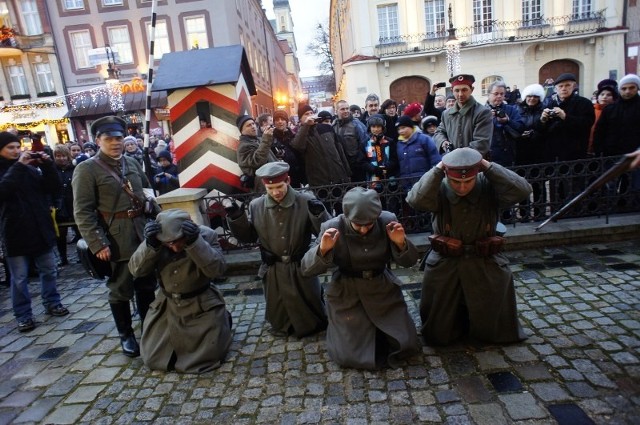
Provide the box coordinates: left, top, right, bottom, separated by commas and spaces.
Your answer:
446, 43, 461, 77
0, 118, 69, 131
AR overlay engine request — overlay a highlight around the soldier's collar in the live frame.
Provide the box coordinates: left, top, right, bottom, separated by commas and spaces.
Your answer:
264, 186, 295, 208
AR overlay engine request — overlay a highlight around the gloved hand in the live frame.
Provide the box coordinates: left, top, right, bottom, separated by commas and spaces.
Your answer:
144, 222, 162, 249
181, 220, 200, 245
307, 199, 326, 215
224, 202, 243, 220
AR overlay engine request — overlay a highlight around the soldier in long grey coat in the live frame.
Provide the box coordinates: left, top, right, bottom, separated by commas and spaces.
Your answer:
226, 162, 329, 337
406, 148, 532, 346
129, 209, 231, 373
301, 187, 420, 370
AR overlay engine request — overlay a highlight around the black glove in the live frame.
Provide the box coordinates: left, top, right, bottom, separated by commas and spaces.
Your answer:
307, 199, 326, 215
225, 202, 243, 220
181, 220, 200, 245
144, 222, 162, 249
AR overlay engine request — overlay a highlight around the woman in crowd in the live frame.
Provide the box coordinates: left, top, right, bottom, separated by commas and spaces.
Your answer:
588, 79, 618, 156
53, 144, 76, 266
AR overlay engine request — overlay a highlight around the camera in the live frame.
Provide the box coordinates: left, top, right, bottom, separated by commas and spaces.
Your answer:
30, 152, 42, 159
547, 110, 557, 118
435, 82, 446, 88
492, 107, 506, 119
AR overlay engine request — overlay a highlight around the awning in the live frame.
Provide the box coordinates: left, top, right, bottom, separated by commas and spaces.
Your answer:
65, 90, 167, 118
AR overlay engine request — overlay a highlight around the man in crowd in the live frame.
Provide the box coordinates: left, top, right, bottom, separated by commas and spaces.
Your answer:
334, 99, 369, 182
129, 209, 232, 373
226, 162, 329, 337
485, 81, 525, 166
73, 116, 156, 357
256, 113, 273, 138
360, 93, 381, 125
406, 147, 532, 345
236, 114, 278, 192
0, 131, 69, 333
423, 82, 447, 122
434, 74, 493, 157
271, 109, 306, 188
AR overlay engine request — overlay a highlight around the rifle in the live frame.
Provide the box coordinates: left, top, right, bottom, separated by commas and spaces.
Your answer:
535, 154, 633, 232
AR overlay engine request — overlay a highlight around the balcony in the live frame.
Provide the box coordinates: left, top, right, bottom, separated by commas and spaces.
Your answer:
375, 11, 606, 58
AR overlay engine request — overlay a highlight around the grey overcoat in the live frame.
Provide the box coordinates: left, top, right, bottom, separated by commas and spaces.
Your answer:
301, 212, 420, 370
406, 163, 532, 345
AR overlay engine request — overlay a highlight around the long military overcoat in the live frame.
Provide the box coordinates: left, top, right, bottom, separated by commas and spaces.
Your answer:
227, 187, 329, 337
301, 212, 420, 370
406, 163, 532, 345
433, 96, 493, 156
128, 226, 231, 373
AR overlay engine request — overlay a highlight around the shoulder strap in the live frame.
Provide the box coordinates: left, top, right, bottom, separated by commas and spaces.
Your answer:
92, 156, 141, 206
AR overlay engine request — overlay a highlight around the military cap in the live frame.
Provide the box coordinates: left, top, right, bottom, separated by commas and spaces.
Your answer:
449, 74, 476, 88
155, 208, 191, 243
256, 161, 289, 184
554, 73, 576, 84
90, 116, 127, 138
342, 187, 382, 225
442, 147, 483, 179
236, 114, 254, 131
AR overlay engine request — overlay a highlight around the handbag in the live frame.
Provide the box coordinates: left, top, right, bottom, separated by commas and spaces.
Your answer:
76, 238, 112, 279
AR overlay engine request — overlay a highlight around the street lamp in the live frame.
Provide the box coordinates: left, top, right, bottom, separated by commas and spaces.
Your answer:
445, 3, 461, 77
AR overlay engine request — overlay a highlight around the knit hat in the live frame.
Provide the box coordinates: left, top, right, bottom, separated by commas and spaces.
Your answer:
273, 109, 289, 122
396, 115, 415, 128
421, 115, 439, 128
619, 74, 640, 89
0, 131, 19, 152
123, 136, 137, 146
521, 83, 546, 99
349, 105, 362, 114
297, 104, 314, 119
236, 115, 254, 131
83, 142, 97, 152
157, 150, 172, 162
317, 110, 333, 122
402, 103, 422, 118
597, 79, 618, 91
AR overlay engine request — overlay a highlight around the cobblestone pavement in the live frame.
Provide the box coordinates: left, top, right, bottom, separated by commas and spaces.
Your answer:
0, 240, 638, 424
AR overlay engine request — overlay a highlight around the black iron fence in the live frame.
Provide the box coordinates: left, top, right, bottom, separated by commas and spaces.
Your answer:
375, 11, 606, 58
205, 155, 640, 251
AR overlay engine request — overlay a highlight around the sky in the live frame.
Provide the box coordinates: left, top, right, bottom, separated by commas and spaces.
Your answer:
262, 0, 331, 78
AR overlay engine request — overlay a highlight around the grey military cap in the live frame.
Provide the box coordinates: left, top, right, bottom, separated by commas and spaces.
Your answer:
156, 208, 191, 243
342, 187, 382, 225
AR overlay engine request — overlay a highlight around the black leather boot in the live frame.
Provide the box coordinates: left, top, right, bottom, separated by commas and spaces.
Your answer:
110, 302, 140, 358
135, 290, 156, 325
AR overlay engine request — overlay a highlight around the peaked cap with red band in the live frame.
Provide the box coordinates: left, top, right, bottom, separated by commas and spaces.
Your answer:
449, 73, 476, 88
256, 161, 290, 184
442, 147, 483, 179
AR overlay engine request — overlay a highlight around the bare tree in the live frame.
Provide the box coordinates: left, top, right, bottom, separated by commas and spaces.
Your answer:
306, 22, 336, 92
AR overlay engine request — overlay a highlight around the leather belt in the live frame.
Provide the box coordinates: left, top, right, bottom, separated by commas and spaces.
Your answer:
100, 208, 143, 220
340, 269, 385, 279
161, 284, 210, 301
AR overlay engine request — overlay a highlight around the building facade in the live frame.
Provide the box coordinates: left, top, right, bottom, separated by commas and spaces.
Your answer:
330, 0, 628, 106
0, 0, 72, 146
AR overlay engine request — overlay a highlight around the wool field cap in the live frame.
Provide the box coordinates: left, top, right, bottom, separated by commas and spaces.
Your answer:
554, 73, 576, 84
236, 114, 254, 131
449, 74, 476, 87
342, 186, 382, 225
256, 161, 289, 184
90, 116, 127, 138
155, 209, 191, 243
442, 147, 483, 179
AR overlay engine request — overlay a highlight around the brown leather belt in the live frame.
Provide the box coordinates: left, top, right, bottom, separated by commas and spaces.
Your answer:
340, 269, 385, 279
100, 208, 143, 220
161, 284, 210, 301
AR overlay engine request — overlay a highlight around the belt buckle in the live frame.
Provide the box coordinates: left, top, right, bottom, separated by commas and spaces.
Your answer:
281, 255, 291, 263
171, 292, 182, 301
127, 209, 136, 218
362, 270, 374, 279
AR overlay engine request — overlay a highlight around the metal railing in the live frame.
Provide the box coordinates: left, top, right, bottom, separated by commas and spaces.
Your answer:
205, 155, 640, 251
375, 11, 606, 58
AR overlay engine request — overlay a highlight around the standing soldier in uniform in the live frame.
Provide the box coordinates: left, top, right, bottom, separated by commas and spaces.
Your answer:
226, 162, 329, 337
406, 148, 532, 345
72, 116, 156, 357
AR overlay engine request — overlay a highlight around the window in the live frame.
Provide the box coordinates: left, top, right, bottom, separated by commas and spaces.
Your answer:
481, 75, 502, 96
64, 0, 84, 10
522, 0, 542, 26
34, 62, 55, 93
473, 0, 493, 34
103, 0, 123, 5
377, 4, 399, 42
185, 16, 208, 49
20, 0, 42, 35
108, 26, 133, 64
7, 64, 29, 96
69, 30, 92, 69
572, 0, 592, 19
146, 20, 170, 58
424, 0, 445, 36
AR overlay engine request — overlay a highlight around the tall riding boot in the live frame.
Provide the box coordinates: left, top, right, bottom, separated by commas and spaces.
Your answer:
135, 290, 156, 325
110, 302, 140, 357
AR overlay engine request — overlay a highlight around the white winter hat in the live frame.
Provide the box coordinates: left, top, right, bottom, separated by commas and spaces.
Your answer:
521, 84, 546, 99
619, 74, 640, 89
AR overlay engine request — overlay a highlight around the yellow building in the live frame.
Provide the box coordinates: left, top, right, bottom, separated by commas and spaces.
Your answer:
330, 0, 627, 105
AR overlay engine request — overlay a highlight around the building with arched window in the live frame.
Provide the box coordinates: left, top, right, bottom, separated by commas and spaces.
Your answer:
330, 0, 629, 106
